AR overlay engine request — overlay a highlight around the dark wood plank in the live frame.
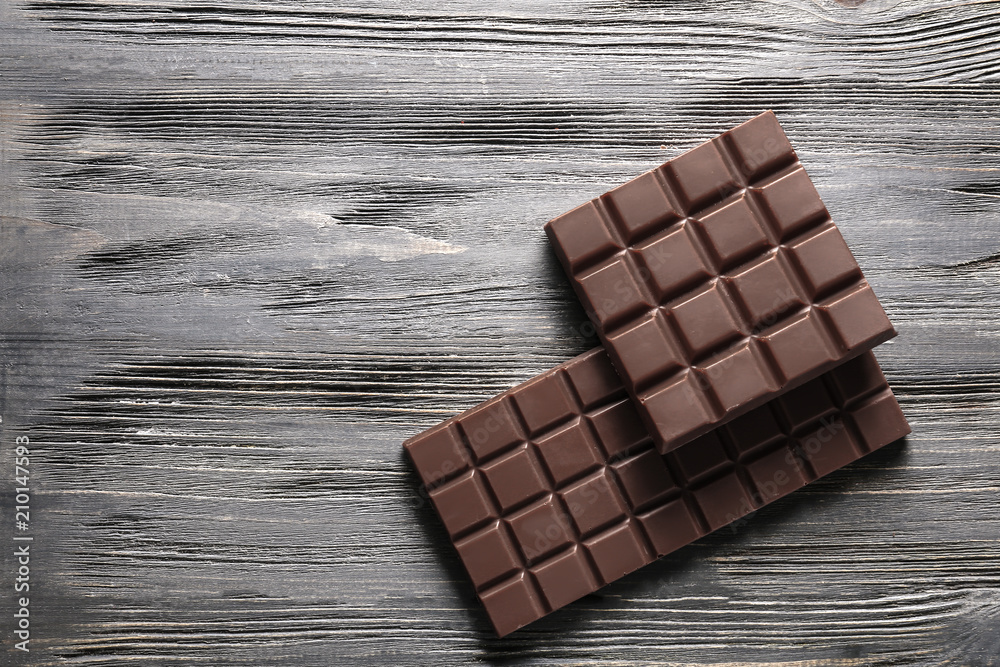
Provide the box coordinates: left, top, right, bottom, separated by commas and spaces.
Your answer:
1, 0, 999, 664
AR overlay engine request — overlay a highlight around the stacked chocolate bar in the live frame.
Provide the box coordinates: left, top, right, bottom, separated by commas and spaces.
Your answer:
404, 112, 909, 636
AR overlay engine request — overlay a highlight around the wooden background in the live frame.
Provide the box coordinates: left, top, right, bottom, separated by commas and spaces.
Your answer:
2, 0, 999, 664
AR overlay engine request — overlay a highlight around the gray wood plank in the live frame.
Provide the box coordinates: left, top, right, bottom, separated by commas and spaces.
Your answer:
1, 0, 999, 664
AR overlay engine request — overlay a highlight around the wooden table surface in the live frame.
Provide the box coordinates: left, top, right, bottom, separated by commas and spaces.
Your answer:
2, 0, 999, 664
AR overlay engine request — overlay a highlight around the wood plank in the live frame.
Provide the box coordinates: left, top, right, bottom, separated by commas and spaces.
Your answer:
2, 0, 999, 664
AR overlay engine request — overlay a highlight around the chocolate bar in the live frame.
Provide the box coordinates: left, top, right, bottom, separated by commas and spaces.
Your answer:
404, 349, 909, 637
545, 111, 895, 454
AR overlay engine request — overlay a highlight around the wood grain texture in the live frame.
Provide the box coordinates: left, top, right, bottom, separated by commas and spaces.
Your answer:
1, 0, 999, 664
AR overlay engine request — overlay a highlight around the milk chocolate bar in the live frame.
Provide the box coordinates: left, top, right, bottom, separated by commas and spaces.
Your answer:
545, 112, 895, 453
404, 349, 909, 636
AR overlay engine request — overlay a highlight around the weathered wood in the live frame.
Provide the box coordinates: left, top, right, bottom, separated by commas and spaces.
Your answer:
1, 0, 999, 664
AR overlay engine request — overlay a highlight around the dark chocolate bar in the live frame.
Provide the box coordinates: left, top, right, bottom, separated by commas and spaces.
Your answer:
405, 349, 909, 637
545, 111, 896, 453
